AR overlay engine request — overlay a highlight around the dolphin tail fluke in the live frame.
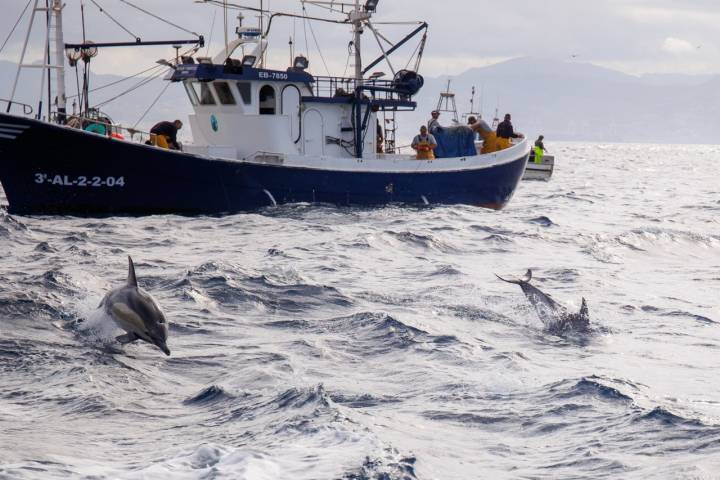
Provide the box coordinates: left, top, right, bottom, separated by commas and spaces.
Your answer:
495, 269, 533, 285
127, 256, 138, 287
523, 269, 532, 283
580, 297, 589, 318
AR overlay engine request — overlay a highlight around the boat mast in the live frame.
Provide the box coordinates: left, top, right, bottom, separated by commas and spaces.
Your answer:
351, 0, 363, 83
52, 0, 67, 121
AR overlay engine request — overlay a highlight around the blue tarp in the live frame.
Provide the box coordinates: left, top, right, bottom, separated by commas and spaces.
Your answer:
431, 125, 477, 158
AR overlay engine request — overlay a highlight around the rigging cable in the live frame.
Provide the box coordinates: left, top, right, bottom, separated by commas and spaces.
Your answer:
88, 0, 139, 41
342, 41, 352, 78
133, 80, 172, 129
303, 3, 331, 76
92, 43, 199, 108
206, 9, 217, 56
0, 0, 32, 55
93, 68, 168, 108
116, 0, 201, 37
66, 63, 166, 99
301, 3, 310, 59
203, 0, 347, 35
403, 35, 422, 71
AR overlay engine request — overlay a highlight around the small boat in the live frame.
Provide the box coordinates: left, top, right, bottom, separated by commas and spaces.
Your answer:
523, 152, 555, 181
0, 0, 529, 216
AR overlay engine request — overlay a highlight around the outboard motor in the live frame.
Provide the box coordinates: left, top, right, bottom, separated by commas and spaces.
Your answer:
392, 70, 424, 97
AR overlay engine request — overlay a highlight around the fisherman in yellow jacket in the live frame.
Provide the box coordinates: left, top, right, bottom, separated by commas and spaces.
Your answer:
468, 115, 498, 154
411, 125, 438, 160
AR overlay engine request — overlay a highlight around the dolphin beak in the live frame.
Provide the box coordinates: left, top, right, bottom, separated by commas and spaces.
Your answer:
154, 340, 171, 356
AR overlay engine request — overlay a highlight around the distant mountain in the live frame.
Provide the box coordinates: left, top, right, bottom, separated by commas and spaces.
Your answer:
409, 57, 720, 144
2, 57, 718, 144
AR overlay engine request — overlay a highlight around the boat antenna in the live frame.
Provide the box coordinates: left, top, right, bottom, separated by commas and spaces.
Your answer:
479, 84, 484, 118
223, 0, 229, 59
470, 86, 476, 115
259, 0, 264, 35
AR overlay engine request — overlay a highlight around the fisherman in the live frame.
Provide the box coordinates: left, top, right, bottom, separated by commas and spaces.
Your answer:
427, 110, 441, 133
149, 119, 183, 150
534, 135, 548, 164
468, 115, 499, 154
496, 113, 523, 150
411, 125, 437, 160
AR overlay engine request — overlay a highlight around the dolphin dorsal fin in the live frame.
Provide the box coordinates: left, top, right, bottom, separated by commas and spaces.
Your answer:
127, 256, 138, 287
580, 297, 588, 317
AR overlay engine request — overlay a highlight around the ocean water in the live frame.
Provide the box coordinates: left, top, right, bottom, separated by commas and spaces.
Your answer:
0, 142, 719, 479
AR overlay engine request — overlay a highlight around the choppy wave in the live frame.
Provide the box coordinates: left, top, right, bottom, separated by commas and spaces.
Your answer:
1, 143, 720, 478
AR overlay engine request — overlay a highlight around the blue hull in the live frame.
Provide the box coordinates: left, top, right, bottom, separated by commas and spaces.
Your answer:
0, 114, 527, 215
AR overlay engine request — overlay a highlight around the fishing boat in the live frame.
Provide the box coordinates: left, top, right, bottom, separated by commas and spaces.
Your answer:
0, 0, 529, 216
455, 84, 553, 182
523, 152, 554, 181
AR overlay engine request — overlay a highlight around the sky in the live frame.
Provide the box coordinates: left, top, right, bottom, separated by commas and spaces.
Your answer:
1, 0, 719, 80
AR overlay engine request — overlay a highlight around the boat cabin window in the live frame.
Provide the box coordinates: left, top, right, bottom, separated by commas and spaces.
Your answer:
259, 85, 276, 115
190, 82, 217, 105
183, 81, 199, 106
236, 82, 252, 105
214, 81, 236, 105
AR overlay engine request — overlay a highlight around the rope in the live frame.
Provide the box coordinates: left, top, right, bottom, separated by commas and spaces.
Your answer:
117, 0, 200, 37
0, 0, 32, 55
89, 0, 138, 41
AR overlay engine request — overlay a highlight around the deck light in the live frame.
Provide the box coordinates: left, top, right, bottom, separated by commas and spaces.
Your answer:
293, 55, 309, 71
364, 0, 379, 12
241, 55, 257, 66
156, 59, 176, 70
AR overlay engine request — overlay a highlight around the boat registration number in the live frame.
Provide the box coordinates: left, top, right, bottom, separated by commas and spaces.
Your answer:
34, 173, 126, 187
258, 71, 288, 80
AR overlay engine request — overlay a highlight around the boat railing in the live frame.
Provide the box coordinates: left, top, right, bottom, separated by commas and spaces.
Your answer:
0, 99, 34, 116
311, 76, 414, 103
49, 112, 152, 144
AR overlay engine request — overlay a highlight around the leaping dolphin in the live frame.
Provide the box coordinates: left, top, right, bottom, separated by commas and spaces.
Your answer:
496, 269, 589, 332
99, 256, 171, 355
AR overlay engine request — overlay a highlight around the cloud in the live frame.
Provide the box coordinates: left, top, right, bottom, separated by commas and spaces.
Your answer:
662, 37, 696, 54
